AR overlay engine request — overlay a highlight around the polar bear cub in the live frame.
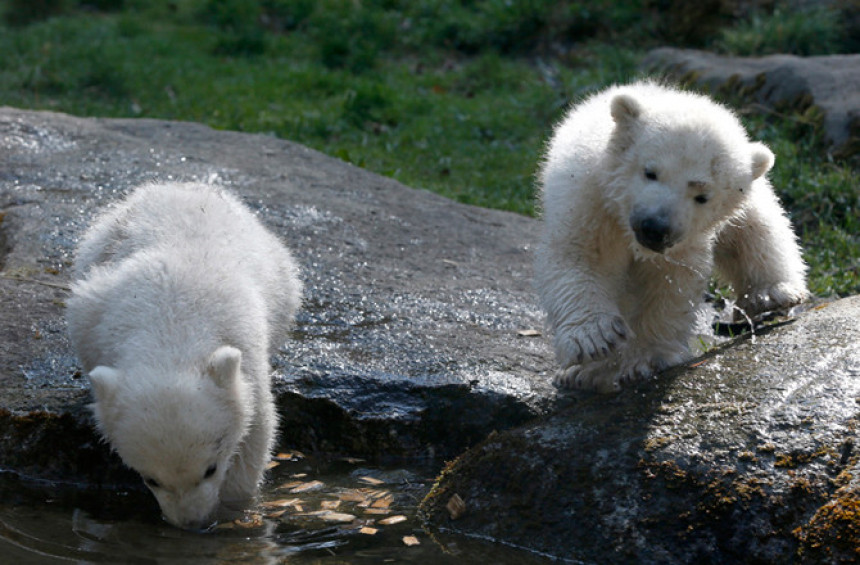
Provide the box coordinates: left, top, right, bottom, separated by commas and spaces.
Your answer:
536, 81, 808, 392
67, 182, 302, 529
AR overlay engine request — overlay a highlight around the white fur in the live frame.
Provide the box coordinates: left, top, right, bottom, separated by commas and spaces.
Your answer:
67, 182, 302, 529
535, 81, 808, 392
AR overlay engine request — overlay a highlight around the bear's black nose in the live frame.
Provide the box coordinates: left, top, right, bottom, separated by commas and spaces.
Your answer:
631, 214, 674, 253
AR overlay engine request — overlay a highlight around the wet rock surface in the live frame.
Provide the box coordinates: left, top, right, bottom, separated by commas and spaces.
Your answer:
0, 107, 555, 480
643, 48, 860, 159
419, 295, 860, 563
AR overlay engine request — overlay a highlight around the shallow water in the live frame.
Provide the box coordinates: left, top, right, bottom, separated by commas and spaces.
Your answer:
0, 455, 557, 564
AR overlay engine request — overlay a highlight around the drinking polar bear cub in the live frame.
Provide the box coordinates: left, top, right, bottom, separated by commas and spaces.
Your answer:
536, 81, 808, 392
67, 182, 302, 529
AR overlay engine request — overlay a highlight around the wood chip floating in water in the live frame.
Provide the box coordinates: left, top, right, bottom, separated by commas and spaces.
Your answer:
272, 451, 305, 461
402, 535, 420, 546
359, 526, 378, 535
363, 508, 392, 515
319, 512, 357, 523
378, 515, 407, 525
370, 494, 394, 508
259, 498, 303, 509
446, 493, 466, 520
232, 514, 264, 529
320, 500, 340, 510
298, 511, 357, 523
281, 480, 325, 493
359, 476, 385, 485
337, 490, 367, 502
517, 328, 542, 337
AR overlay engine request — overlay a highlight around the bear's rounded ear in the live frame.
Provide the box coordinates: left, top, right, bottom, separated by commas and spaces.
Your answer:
750, 142, 775, 179
610, 93, 642, 125
207, 346, 242, 389
89, 366, 121, 404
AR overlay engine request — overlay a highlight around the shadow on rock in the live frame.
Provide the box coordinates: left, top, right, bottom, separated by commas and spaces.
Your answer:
420, 296, 860, 564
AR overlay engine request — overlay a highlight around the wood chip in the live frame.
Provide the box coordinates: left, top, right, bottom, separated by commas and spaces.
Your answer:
282, 480, 324, 493
311, 511, 357, 523
378, 515, 407, 526
278, 480, 304, 490
259, 498, 302, 509
337, 490, 367, 502
233, 514, 264, 528
446, 493, 466, 520
320, 500, 340, 510
264, 510, 287, 519
322, 512, 357, 523
402, 535, 420, 546
359, 476, 384, 485
517, 328, 542, 337
273, 451, 305, 461
363, 508, 392, 515
340, 457, 366, 464
265, 461, 280, 470
359, 526, 379, 535
371, 494, 394, 508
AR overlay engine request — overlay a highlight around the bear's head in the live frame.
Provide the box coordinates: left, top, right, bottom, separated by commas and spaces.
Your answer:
88, 345, 251, 530
605, 87, 773, 258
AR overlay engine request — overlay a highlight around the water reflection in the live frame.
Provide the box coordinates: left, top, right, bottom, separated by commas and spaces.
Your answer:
0, 455, 556, 564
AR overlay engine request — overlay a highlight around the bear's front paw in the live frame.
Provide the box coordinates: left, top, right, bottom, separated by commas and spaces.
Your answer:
617, 357, 671, 386
735, 281, 809, 320
554, 363, 621, 393
555, 314, 629, 367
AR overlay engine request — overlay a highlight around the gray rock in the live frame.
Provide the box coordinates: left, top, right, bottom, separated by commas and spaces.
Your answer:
419, 295, 860, 563
642, 47, 860, 159
0, 107, 556, 482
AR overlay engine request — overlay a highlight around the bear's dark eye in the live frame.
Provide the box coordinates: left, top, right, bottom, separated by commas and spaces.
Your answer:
204, 464, 217, 479
644, 169, 658, 181
694, 195, 709, 204
144, 477, 161, 489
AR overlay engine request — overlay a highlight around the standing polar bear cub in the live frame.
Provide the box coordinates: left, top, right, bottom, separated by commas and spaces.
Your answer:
536, 81, 808, 392
67, 182, 302, 529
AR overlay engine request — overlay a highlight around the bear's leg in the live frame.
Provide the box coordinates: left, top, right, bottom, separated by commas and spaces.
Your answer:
536, 244, 632, 372
561, 260, 704, 392
220, 364, 276, 509
715, 186, 809, 320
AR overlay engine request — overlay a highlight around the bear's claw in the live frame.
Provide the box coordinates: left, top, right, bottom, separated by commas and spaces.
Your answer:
555, 314, 629, 367
554, 363, 621, 393
735, 281, 809, 321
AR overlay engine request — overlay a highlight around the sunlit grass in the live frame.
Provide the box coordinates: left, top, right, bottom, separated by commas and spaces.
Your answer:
0, 1, 855, 296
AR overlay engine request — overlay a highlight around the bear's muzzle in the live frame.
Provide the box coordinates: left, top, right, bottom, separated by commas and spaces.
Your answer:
630, 211, 676, 253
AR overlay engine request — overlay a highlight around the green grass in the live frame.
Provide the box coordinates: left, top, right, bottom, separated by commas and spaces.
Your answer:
0, 0, 857, 296
717, 6, 844, 56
